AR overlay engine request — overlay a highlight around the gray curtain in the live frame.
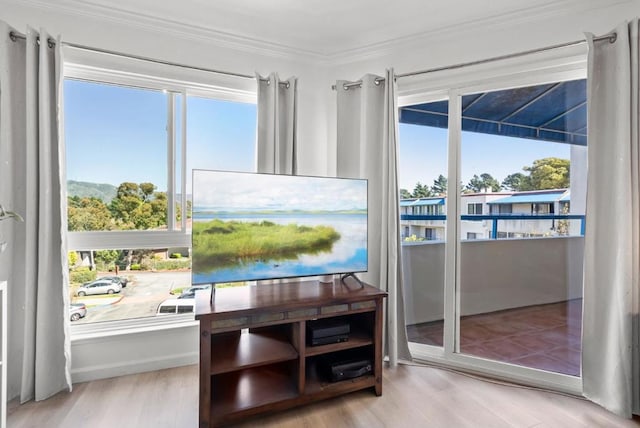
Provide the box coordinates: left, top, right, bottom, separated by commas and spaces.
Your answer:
255, 73, 297, 174
0, 22, 72, 402
583, 19, 639, 417
335, 70, 411, 365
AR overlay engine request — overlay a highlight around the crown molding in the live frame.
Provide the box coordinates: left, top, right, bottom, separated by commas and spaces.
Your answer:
4, 0, 326, 63
4, 0, 635, 66
326, 0, 634, 65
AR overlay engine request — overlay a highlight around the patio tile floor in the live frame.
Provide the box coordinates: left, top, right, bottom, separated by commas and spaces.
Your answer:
406, 299, 582, 376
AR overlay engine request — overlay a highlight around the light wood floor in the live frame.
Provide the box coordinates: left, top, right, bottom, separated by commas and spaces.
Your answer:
8, 364, 640, 428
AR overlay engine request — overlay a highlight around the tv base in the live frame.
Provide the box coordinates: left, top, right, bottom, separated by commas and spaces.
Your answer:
318, 275, 334, 284
341, 273, 364, 289
209, 284, 216, 304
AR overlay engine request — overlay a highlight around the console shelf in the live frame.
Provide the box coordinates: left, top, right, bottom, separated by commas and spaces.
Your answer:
196, 279, 386, 428
210, 329, 298, 375
304, 326, 373, 357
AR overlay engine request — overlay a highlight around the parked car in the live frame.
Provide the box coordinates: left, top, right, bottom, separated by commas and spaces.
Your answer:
156, 298, 195, 315
70, 303, 87, 321
99, 275, 128, 288
177, 284, 211, 299
77, 279, 121, 296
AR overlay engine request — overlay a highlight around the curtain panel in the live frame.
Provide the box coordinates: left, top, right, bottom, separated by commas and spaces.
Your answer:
0, 22, 71, 402
255, 73, 297, 175
583, 18, 640, 417
335, 70, 411, 365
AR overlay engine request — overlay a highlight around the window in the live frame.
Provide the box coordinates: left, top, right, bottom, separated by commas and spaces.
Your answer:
467, 203, 483, 215
491, 204, 512, 214
64, 66, 257, 326
425, 228, 434, 240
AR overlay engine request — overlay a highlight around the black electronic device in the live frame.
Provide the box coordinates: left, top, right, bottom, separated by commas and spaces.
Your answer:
310, 334, 349, 346
307, 319, 350, 346
319, 357, 373, 382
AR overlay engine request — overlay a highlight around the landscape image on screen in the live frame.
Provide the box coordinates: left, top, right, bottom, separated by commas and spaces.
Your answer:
192, 170, 368, 284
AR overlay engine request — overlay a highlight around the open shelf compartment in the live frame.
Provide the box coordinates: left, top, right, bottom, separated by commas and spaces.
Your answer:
210, 362, 299, 422
305, 325, 372, 357
211, 326, 298, 375
305, 312, 374, 357
304, 350, 376, 396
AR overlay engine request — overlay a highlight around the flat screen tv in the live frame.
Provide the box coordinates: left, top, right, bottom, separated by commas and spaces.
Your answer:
191, 170, 368, 285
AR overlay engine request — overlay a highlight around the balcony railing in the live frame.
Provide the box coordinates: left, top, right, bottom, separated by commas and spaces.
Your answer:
400, 214, 586, 238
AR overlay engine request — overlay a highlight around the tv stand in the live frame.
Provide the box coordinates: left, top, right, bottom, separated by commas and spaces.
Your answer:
341, 272, 365, 288
195, 278, 387, 427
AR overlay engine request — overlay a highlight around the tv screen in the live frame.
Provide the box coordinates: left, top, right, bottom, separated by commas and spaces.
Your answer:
191, 170, 368, 285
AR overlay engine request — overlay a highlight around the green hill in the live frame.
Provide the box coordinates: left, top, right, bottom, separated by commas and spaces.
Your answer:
67, 180, 117, 203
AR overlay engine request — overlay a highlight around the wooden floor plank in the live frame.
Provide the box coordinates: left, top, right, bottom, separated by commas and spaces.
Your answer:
7, 364, 639, 428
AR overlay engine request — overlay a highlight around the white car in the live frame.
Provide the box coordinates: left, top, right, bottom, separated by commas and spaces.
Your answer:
156, 298, 195, 315
77, 279, 121, 296
70, 303, 87, 321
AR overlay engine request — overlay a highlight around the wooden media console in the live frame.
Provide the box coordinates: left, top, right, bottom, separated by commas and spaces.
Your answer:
195, 278, 386, 427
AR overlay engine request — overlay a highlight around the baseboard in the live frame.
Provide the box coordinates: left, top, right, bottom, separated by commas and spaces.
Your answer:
71, 351, 198, 384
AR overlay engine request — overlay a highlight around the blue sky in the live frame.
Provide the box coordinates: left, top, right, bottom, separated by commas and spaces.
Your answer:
398, 123, 570, 191
64, 79, 570, 194
64, 80, 256, 192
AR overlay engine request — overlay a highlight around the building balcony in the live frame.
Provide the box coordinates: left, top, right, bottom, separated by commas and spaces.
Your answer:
402, 235, 583, 376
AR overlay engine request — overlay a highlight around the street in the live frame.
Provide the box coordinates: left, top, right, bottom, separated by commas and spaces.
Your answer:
73, 270, 192, 324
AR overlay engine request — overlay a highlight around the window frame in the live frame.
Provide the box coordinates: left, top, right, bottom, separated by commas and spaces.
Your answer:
64, 48, 258, 335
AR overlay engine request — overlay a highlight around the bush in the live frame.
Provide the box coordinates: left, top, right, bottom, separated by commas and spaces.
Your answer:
70, 266, 96, 285
153, 259, 191, 271
170, 253, 182, 259
140, 259, 153, 271
130, 263, 141, 271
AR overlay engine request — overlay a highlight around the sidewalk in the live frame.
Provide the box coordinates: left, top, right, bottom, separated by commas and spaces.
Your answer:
74, 294, 124, 307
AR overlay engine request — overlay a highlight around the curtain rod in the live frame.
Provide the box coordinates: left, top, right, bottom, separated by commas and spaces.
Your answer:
332, 31, 617, 91
8, 31, 291, 88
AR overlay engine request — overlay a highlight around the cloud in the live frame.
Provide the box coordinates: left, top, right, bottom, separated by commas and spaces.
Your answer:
193, 171, 367, 211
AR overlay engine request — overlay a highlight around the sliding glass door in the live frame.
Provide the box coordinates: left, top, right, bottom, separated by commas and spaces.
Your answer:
457, 80, 586, 376
399, 96, 449, 349
399, 69, 587, 388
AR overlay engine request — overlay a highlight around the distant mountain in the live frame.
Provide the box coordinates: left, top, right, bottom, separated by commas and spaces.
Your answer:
67, 180, 117, 203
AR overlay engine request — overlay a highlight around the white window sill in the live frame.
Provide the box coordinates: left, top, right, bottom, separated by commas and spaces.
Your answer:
70, 315, 198, 342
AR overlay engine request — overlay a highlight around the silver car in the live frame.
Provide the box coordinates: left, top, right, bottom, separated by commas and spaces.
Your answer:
77, 279, 121, 296
70, 303, 87, 321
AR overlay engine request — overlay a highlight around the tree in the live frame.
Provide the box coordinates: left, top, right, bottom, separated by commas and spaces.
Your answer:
501, 172, 530, 191
139, 182, 156, 202
110, 182, 143, 228
399, 189, 412, 199
67, 196, 113, 231
431, 174, 447, 195
94, 249, 121, 270
523, 157, 570, 190
412, 182, 433, 198
465, 173, 500, 193
68, 251, 79, 268
109, 182, 167, 230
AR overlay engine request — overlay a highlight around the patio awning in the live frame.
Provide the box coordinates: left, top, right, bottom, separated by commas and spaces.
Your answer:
488, 191, 567, 205
400, 79, 587, 146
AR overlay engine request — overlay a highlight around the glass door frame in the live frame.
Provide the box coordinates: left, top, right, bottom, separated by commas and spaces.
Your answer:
398, 51, 587, 395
